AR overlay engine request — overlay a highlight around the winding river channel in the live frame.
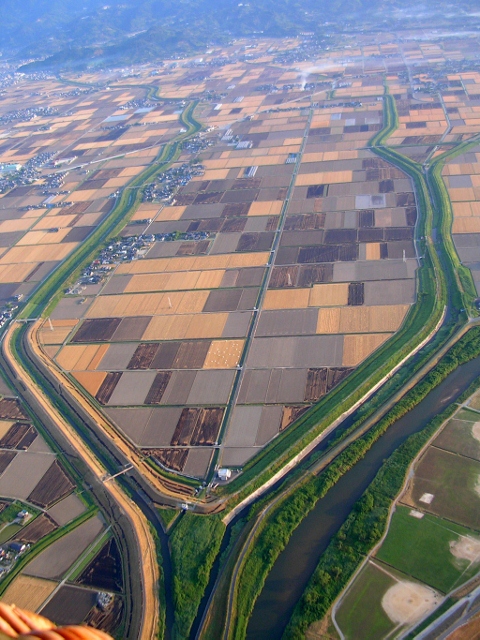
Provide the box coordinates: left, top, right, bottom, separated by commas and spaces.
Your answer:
244, 352, 480, 639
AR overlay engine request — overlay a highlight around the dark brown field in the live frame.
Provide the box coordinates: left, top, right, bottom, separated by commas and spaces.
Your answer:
170, 407, 224, 446
146, 448, 189, 472
144, 372, 172, 404
127, 343, 159, 369
280, 405, 309, 430
72, 318, 121, 343
348, 282, 365, 306
41, 586, 97, 626
0, 451, 16, 474
0, 423, 37, 449
28, 460, 75, 507
0, 399, 28, 421
77, 537, 123, 592
17, 514, 57, 544
96, 372, 122, 404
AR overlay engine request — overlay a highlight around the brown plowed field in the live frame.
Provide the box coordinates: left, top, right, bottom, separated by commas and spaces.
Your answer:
297, 264, 334, 287
72, 318, 121, 342
145, 372, 172, 404
0, 399, 27, 421
77, 537, 123, 593
28, 460, 75, 507
304, 369, 328, 401
280, 405, 309, 430
96, 372, 122, 404
0, 451, 16, 473
146, 448, 188, 472
151, 342, 181, 369
17, 514, 57, 543
127, 343, 159, 369
269, 266, 299, 288
175, 341, 212, 369
171, 409, 201, 446
170, 407, 224, 446
0, 423, 37, 449
192, 408, 224, 445
348, 282, 365, 305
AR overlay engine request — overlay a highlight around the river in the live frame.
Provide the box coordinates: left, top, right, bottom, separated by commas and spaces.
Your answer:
245, 353, 480, 639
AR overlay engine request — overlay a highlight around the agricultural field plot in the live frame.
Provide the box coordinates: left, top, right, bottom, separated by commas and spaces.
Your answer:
2, 575, 58, 612
24, 514, 105, 581
76, 537, 124, 593
433, 416, 480, 462
334, 560, 437, 640
375, 506, 480, 594
402, 446, 480, 530
40, 584, 99, 626
43, 78, 421, 473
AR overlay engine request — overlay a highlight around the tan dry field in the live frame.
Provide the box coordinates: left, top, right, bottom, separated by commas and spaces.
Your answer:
2, 575, 57, 611
116, 252, 270, 276
0, 243, 76, 264
0, 420, 15, 439
203, 339, 244, 368
143, 312, 228, 341
0, 218, 35, 232
56, 344, 108, 371
317, 305, 408, 334
263, 288, 311, 310
86, 290, 209, 318
39, 321, 78, 344
342, 333, 390, 366
248, 201, 283, 216
365, 243, 382, 260
72, 370, 108, 396
0, 263, 39, 283
309, 283, 349, 307
381, 580, 440, 626
295, 171, 353, 186
452, 218, 480, 233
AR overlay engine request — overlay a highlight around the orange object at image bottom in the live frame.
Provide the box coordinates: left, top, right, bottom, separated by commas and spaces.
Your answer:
0, 603, 112, 639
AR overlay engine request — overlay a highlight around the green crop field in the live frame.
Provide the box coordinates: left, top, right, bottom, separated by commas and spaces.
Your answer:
376, 506, 480, 593
405, 447, 480, 530
433, 418, 480, 462
455, 408, 479, 422
335, 561, 396, 640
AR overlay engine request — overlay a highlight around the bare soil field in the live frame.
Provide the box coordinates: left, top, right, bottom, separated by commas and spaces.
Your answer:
16, 514, 57, 544
41, 585, 97, 626
95, 372, 122, 404
0, 423, 37, 449
0, 451, 16, 474
72, 318, 121, 342
28, 460, 75, 508
0, 399, 28, 421
381, 581, 440, 625
77, 537, 123, 592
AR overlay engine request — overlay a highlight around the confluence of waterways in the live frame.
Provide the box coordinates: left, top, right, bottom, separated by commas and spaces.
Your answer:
245, 352, 480, 639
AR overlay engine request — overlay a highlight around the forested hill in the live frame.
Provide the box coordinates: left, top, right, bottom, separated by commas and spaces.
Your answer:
1, 0, 477, 71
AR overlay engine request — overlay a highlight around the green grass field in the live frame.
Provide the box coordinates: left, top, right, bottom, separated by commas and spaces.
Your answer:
455, 408, 479, 422
376, 506, 480, 593
433, 418, 480, 462
335, 561, 396, 640
406, 447, 480, 530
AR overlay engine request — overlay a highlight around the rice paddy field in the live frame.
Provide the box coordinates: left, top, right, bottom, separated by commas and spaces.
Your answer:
0, 28, 478, 482
334, 407, 480, 639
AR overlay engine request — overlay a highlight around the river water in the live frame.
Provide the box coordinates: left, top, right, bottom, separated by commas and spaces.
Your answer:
246, 353, 480, 639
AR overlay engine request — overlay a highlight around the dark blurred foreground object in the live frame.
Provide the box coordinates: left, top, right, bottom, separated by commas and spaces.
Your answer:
0, 603, 113, 639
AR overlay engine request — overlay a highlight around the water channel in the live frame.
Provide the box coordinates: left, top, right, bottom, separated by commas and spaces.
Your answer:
245, 352, 480, 639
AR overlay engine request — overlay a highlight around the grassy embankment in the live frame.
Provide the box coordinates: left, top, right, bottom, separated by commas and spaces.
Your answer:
169, 513, 225, 639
